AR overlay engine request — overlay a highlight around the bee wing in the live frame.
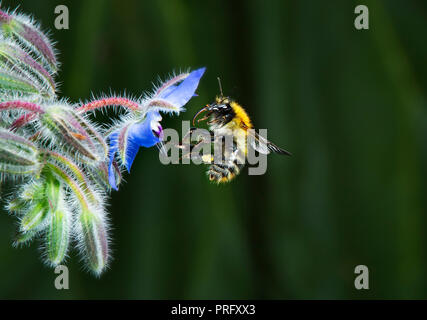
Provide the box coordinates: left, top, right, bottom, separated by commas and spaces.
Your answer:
248, 129, 291, 156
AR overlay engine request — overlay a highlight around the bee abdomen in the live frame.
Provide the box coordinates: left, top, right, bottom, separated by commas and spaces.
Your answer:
208, 160, 244, 183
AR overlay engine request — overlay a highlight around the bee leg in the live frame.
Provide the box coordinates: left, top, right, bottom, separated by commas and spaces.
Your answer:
190, 130, 215, 157
197, 115, 209, 123
176, 127, 197, 149
177, 127, 213, 147
184, 140, 213, 161
192, 128, 215, 144
199, 154, 214, 164
181, 142, 200, 159
185, 127, 199, 141
178, 129, 215, 161
179, 129, 214, 149
179, 139, 208, 160
176, 128, 198, 160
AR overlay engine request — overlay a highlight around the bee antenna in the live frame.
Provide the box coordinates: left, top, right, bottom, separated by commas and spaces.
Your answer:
217, 77, 224, 96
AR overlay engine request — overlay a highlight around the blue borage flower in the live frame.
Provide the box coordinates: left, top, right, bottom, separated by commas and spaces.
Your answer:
108, 67, 206, 190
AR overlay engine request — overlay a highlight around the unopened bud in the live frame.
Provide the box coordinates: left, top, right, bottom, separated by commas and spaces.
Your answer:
0, 128, 40, 176
20, 179, 45, 201
20, 200, 48, 232
13, 230, 38, 247
79, 209, 109, 276
0, 67, 41, 95
7, 199, 26, 213
0, 9, 58, 73
0, 41, 55, 97
45, 185, 70, 266
41, 105, 105, 162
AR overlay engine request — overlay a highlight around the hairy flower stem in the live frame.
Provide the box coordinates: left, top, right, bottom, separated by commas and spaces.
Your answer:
155, 73, 189, 95
0, 100, 44, 113
77, 97, 141, 113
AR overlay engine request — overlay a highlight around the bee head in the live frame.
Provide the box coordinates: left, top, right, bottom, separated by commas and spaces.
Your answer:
192, 96, 235, 127
214, 96, 230, 106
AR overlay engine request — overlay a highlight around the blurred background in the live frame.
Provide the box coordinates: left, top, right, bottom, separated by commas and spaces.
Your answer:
0, 0, 427, 299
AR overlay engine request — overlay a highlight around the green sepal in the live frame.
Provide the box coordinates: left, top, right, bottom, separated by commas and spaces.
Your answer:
46, 193, 70, 266
20, 200, 49, 232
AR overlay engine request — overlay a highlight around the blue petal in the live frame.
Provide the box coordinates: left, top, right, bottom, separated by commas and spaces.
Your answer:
108, 132, 119, 190
158, 67, 205, 108
125, 110, 162, 172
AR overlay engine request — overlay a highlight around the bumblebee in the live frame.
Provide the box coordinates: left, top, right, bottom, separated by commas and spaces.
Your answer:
185, 79, 290, 183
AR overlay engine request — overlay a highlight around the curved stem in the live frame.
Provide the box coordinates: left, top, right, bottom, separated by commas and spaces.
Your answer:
0, 100, 45, 113
77, 97, 140, 113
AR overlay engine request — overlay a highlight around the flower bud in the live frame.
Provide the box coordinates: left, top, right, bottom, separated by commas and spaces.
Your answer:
20, 200, 48, 232
40, 105, 106, 163
89, 161, 121, 190
20, 179, 45, 201
7, 179, 44, 213
79, 209, 109, 276
0, 67, 41, 96
0, 9, 58, 73
13, 229, 38, 247
0, 128, 40, 176
7, 198, 26, 213
0, 41, 55, 97
45, 185, 71, 266
45, 174, 60, 210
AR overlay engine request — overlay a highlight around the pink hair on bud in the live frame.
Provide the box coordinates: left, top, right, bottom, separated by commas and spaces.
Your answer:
10, 113, 37, 130
20, 23, 56, 66
0, 10, 11, 23
18, 49, 55, 90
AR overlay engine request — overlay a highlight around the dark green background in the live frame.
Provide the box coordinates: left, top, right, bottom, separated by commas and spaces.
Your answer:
1, 0, 426, 299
